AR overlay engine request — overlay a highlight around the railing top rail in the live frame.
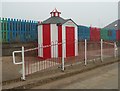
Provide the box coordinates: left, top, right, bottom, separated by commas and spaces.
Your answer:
24, 47, 38, 52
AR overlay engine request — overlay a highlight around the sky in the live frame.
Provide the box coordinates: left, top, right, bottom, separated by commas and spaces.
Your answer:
1, 0, 119, 28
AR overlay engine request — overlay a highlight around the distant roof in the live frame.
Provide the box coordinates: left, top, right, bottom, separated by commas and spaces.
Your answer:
103, 19, 120, 30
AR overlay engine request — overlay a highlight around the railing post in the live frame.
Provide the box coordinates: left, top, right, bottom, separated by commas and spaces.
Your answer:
62, 40, 65, 71
21, 46, 25, 80
114, 42, 117, 58
101, 39, 103, 62
85, 39, 87, 65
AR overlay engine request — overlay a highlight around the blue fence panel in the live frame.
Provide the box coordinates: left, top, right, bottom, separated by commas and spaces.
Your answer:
108, 29, 116, 41
33, 21, 35, 40
31, 20, 34, 41
29, 21, 31, 41
32, 21, 35, 41
78, 25, 90, 41
19, 19, 22, 42
35, 22, 38, 40
23, 20, 27, 42
34, 22, 36, 40
26, 20, 30, 42
15, 19, 18, 42
21, 20, 24, 42
25, 20, 28, 42
12, 19, 16, 41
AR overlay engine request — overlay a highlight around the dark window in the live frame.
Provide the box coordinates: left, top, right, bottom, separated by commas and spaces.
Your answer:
108, 30, 112, 36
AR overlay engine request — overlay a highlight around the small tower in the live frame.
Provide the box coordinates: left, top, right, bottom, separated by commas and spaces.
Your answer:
50, 8, 61, 17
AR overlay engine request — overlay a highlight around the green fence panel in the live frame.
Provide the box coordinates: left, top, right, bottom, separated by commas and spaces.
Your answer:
2, 18, 8, 43
100, 28, 109, 41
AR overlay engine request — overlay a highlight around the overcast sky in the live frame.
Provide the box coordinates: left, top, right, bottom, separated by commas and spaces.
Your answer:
2, 1, 119, 28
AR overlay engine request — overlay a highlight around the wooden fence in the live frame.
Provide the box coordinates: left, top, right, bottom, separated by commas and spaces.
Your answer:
0, 18, 38, 43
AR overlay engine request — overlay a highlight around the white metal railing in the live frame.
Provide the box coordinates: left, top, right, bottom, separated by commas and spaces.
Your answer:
13, 51, 22, 65
12, 46, 25, 80
114, 42, 117, 58
12, 44, 65, 80
84, 39, 87, 65
12, 40, 118, 81
101, 39, 103, 62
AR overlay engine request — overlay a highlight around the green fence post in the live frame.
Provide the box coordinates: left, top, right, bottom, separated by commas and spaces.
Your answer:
2, 18, 4, 43
2, 18, 8, 43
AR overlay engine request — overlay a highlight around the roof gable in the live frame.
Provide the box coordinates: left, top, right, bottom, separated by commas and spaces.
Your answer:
63, 19, 77, 26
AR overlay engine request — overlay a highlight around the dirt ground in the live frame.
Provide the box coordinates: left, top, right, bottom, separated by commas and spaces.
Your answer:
2, 56, 21, 82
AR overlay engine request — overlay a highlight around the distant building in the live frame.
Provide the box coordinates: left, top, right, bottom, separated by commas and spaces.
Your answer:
103, 19, 120, 41
104, 19, 120, 30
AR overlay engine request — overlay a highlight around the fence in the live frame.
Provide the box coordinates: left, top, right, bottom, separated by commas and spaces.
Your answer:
12, 39, 118, 80
24, 42, 64, 76
0, 17, 38, 43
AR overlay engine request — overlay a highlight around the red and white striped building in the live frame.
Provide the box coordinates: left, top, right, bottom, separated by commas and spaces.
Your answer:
38, 8, 78, 58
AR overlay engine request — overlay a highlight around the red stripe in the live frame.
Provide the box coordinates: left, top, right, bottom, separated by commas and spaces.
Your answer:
116, 30, 120, 41
43, 24, 51, 58
58, 25, 62, 57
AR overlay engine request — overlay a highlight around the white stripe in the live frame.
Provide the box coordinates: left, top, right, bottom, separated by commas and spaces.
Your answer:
38, 25, 43, 57
62, 25, 66, 58
51, 24, 58, 58
75, 26, 78, 56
